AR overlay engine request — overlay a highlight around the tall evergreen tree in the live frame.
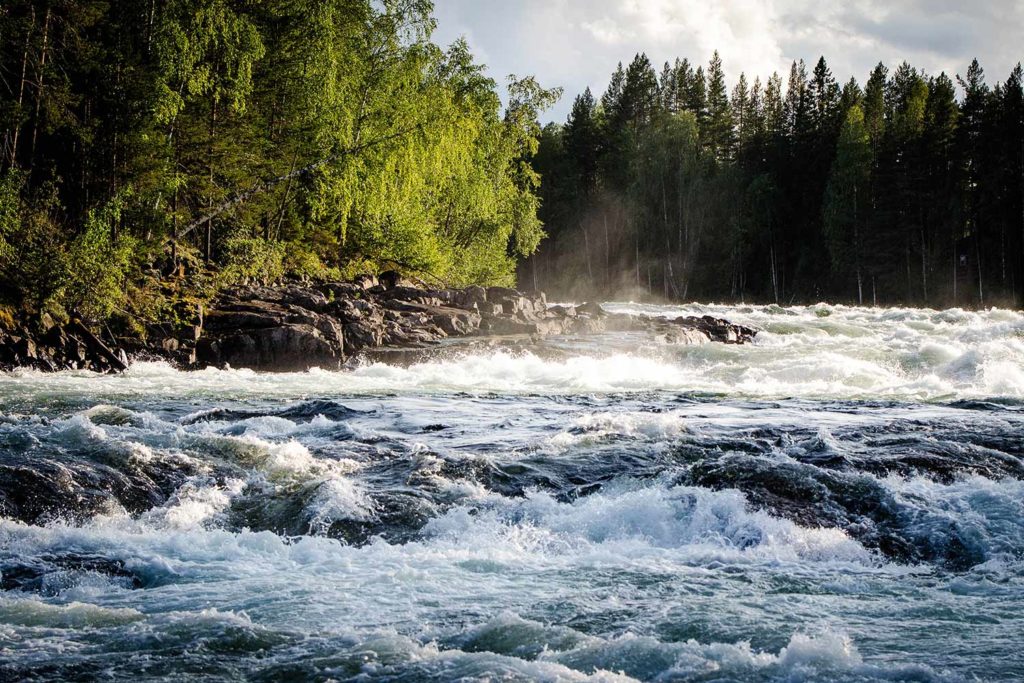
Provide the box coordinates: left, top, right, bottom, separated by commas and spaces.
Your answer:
825, 104, 872, 303
704, 51, 734, 158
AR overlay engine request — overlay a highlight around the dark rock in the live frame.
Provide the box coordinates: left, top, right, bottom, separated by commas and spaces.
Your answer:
453, 285, 487, 310
576, 301, 607, 317
480, 303, 504, 316
0, 274, 754, 374
379, 270, 416, 290
344, 321, 383, 355
353, 274, 378, 290
479, 317, 539, 336
200, 323, 342, 372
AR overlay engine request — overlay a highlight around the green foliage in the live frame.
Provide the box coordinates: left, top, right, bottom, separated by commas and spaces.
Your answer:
824, 105, 872, 299
0, 172, 18, 266
221, 237, 286, 285
57, 197, 139, 320
0, 0, 558, 326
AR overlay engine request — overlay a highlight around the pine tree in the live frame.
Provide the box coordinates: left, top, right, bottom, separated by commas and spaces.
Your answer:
684, 65, 708, 123
864, 63, 888, 149
825, 104, 872, 303
763, 73, 785, 139
704, 51, 734, 158
783, 60, 810, 139
732, 73, 751, 149
564, 88, 602, 195
1000, 64, 1024, 304
957, 58, 991, 304
809, 57, 841, 133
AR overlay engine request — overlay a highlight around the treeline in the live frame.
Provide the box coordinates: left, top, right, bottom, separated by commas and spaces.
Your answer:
526, 52, 1024, 308
0, 0, 556, 328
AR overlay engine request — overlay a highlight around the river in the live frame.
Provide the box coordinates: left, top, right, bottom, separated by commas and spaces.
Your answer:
1, 302, 1023, 681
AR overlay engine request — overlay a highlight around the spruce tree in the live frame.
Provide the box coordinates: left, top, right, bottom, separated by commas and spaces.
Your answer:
704, 51, 734, 158
825, 104, 872, 303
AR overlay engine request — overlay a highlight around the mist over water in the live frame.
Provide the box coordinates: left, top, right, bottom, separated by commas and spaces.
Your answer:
2, 303, 1023, 681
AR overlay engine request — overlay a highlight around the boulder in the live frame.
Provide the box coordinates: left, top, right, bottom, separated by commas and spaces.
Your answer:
576, 301, 607, 317
353, 274, 378, 290
344, 321, 384, 355
379, 270, 417, 290
129, 278, 756, 373
450, 285, 486, 310
198, 323, 342, 372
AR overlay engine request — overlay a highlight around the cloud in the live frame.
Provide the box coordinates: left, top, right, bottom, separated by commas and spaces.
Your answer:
431, 0, 1024, 122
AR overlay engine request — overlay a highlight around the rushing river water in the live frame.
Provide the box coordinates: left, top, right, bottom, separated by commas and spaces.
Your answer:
2, 302, 1023, 682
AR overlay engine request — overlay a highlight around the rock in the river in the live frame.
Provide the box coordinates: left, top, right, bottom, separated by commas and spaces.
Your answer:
179, 281, 759, 371
1, 276, 757, 374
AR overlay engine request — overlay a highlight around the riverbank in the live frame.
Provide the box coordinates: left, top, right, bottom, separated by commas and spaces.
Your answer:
0, 274, 757, 373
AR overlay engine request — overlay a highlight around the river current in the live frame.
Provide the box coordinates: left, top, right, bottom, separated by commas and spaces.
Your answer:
1, 302, 1023, 681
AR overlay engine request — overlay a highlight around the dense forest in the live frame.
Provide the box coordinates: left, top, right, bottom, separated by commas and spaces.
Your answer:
0, 0, 557, 330
525, 52, 1024, 308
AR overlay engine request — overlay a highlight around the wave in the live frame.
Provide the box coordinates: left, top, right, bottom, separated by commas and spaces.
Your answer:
3, 301, 1024, 402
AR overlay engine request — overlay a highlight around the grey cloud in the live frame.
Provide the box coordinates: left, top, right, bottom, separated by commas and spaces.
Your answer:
432, 0, 1024, 122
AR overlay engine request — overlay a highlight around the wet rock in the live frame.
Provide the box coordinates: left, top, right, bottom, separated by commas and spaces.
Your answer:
576, 301, 607, 317
454, 285, 487, 310
199, 323, 343, 372
1, 554, 145, 593
548, 304, 577, 318
1, 271, 756, 373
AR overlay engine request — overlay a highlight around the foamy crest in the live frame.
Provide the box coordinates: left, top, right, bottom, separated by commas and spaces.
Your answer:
424, 484, 873, 567
548, 410, 688, 450
4, 301, 1024, 402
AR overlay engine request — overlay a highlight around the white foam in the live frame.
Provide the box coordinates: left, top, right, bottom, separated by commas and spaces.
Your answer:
548, 410, 688, 450
423, 484, 874, 568
3, 303, 1022, 401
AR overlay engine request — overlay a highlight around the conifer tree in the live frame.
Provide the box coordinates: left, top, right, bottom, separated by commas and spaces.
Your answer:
704, 51, 734, 158
825, 105, 872, 303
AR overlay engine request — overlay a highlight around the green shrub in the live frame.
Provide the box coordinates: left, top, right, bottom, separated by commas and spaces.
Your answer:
222, 236, 286, 285
0, 171, 18, 266
58, 198, 138, 320
283, 242, 340, 281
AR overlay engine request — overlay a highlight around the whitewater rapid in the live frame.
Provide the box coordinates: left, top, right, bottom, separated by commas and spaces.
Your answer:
2, 303, 1023, 681
4, 302, 1022, 402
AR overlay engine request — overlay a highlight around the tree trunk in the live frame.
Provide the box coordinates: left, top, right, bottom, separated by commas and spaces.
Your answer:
905, 234, 913, 303
952, 233, 958, 306
28, 5, 52, 178
5, 6, 35, 169
635, 237, 640, 289
975, 228, 984, 307
603, 211, 610, 287
206, 98, 218, 262
583, 225, 593, 283
854, 184, 863, 305
919, 223, 928, 304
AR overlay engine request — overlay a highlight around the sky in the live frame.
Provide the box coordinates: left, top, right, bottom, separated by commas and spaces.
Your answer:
432, 0, 1024, 122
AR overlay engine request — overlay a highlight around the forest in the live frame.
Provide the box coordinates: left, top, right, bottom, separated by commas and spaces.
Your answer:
0, 0, 558, 330
3, 1, 1023, 327
526, 52, 1024, 308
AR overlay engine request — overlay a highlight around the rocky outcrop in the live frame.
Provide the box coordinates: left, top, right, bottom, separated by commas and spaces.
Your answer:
184, 277, 757, 371
0, 319, 129, 373
0, 275, 758, 373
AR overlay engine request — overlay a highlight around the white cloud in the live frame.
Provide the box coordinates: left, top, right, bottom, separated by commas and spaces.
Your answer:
431, 0, 1024, 121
